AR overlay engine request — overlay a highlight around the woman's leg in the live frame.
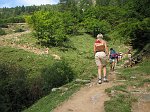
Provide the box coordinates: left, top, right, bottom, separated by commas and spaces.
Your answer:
110, 63, 112, 71
103, 66, 108, 82
110, 59, 113, 71
98, 65, 102, 79
112, 60, 115, 71
103, 66, 106, 77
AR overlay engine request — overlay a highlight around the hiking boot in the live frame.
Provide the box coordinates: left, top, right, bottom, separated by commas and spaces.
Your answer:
98, 79, 102, 84
103, 77, 108, 82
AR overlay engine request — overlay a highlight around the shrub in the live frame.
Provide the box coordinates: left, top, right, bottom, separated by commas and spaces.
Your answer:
0, 61, 74, 112
25, 11, 70, 47
42, 60, 75, 93
27, 76, 44, 102
0, 23, 8, 28
0, 28, 6, 35
6, 16, 25, 23
14, 28, 24, 32
113, 18, 150, 49
62, 11, 79, 35
83, 18, 111, 35
0, 63, 29, 112
131, 18, 150, 49
83, 6, 127, 26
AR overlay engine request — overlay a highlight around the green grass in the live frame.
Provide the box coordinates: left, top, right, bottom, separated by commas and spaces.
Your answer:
137, 60, 150, 74
118, 59, 150, 80
20, 33, 98, 112
4, 32, 98, 79
3, 23, 29, 34
1, 33, 98, 112
105, 85, 128, 94
0, 46, 55, 78
16, 33, 38, 44
49, 33, 97, 79
105, 94, 132, 112
105, 58, 150, 112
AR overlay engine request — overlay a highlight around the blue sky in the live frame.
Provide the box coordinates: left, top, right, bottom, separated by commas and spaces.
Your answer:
0, 0, 59, 8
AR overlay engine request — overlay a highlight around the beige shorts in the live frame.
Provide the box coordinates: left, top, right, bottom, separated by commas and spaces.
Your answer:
128, 54, 132, 58
128, 54, 132, 60
95, 52, 107, 66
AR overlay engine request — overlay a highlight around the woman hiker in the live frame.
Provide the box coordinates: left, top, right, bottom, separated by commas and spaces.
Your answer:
94, 33, 109, 84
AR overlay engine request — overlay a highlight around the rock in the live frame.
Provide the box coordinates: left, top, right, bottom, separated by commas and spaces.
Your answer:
51, 88, 59, 92
51, 87, 68, 92
116, 80, 127, 82
75, 79, 91, 83
59, 87, 68, 91
130, 76, 136, 79
111, 90, 116, 96
124, 60, 130, 68
140, 94, 150, 102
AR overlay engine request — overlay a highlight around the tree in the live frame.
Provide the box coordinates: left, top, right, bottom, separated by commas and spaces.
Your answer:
131, 0, 150, 17
26, 10, 71, 46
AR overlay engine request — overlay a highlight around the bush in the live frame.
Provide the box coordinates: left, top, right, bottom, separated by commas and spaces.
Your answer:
0, 63, 29, 112
14, 28, 24, 32
6, 16, 25, 23
25, 11, 70, 47
131, 18, 150, 49
0, 61, 74, 112
62, 11, 79, 35
113, 18, 150, 49
0, 28, 6, 35
83, 6, 127, 26
0, 24, 8, 28
83, 18, 111, 35
27, 76, 44, 102
42, 60, 75, 92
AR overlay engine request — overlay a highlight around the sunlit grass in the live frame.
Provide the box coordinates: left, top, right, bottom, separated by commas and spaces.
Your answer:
105, 58, 150, 112
0, 46, 54, 78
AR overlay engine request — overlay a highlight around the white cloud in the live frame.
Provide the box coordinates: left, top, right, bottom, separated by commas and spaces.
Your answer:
0, 3, 11, 8
0, 0, 59, 8
21, 0, 52, 6
51, 0, 59, 4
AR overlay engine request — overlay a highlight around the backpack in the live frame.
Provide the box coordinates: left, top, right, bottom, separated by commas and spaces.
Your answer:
95, 40, 105, 52
110, 50, 118, 59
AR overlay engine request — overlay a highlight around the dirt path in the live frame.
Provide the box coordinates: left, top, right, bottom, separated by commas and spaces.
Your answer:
53, 72, 118, 112
0, 30, 31, 40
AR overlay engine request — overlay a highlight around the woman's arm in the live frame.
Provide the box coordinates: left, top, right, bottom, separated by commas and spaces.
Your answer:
94, 44, 96, 55
104, 41, 108, 55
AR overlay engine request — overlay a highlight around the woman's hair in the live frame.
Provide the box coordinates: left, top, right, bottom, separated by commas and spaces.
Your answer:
110, 48, 113, 50
97, 33, 103, 39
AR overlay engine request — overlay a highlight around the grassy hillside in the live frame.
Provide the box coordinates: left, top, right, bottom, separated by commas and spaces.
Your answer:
18, 33, 129, 112
52, 34, 97, 79
0, 46, 54, 78
20, 33, 99, 112
104, 59, 150, 112
1, 27, 149, 112
1, 0, 149, 111
0, 31, 100, 112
